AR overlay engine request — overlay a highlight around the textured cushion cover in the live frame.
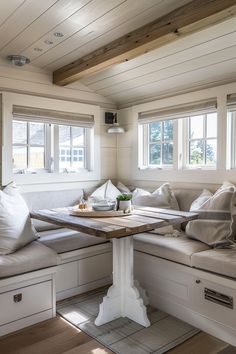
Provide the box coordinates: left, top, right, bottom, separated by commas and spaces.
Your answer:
132, 183, 179, 210
39, 228, 108, 254
117, 181, 131, 193
186, 182, 236, 247
0, 241, 58, 278
22, 189, 83, 231
0, 185, 38, 254
134, 233, 210, 266
90, 180, 120, 202
173, 188, 203, 212
191, 248, 236, 278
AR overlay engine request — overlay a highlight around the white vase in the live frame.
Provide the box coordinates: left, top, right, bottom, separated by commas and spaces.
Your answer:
118, 200, 132, 212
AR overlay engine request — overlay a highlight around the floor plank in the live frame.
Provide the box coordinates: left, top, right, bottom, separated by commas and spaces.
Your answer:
1, 315, 234, 354
167, 332, 229, 354
0, 316, 111, 354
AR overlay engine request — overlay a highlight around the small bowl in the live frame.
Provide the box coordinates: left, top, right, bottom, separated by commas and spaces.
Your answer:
92, 203, 115, 211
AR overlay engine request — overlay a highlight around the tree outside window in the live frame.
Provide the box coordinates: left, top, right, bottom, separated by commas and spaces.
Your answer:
188, 113, 217, 166
148, 120, 173, 166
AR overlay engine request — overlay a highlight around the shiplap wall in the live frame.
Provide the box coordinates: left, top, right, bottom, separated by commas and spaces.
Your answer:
117, 81, 236, 190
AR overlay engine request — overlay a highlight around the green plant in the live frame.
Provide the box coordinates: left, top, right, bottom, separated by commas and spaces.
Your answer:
116, 194, 132, 201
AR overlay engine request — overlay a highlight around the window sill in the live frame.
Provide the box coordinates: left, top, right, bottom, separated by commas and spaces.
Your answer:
13, 169, 99, 185
139, 165, 174, 171
183, 165, 217, 171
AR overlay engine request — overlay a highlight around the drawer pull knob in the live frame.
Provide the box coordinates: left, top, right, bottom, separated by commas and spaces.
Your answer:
196, 279, 201, 284
13, 293, 22, 303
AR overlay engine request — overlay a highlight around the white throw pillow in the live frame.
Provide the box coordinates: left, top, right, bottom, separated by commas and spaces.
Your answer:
190, 189, 212, 211
132, 183, 179, 210
186, 182, 236, 247
117, 181, 131, 194
0, 185, 38, 254
90, 180, 120, 202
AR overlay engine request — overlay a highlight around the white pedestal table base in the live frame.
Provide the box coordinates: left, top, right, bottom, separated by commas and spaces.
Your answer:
95, 236, 150, 327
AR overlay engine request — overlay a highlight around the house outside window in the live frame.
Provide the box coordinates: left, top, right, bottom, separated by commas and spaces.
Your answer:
59, 125, 86, 171
12, 120, 91, 174
13, 121, 46, 172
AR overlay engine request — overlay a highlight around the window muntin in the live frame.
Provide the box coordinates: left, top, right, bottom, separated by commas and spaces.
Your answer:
148, 120, 173, 166
12, 120, 90, 174
187, 113, 217, 167
13, 121, 46, 171
59, 125, 86, 171
140, 119, 174, 168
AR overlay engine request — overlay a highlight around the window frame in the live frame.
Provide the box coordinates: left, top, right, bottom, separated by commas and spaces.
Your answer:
184, 111, 217, 170
228, 110, 236, 169
57, 125, 90, 173
12, 120, 49, 173
139, 118, 177, 170
12, 119, 92, 175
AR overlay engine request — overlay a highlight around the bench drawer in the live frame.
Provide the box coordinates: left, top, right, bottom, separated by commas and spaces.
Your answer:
0, 281, 52, 326
192, 277, 236, 329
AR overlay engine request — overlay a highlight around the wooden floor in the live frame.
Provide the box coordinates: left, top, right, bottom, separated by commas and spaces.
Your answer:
0, 316, 235, 354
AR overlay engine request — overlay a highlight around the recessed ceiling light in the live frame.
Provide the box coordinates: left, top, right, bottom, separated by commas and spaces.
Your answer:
34, 47, 43, 52
53, 32, 64, 38
7, 55, 30, 66
44, 40, 53, 45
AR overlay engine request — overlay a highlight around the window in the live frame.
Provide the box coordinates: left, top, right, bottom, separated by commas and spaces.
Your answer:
148, 120, 173, 166
59, 125, 86, 171
13, 121, 46, 172
139, 119, 174, 168
187, 113, 217, 167
138, 100, 218, 170
12, 120, 91, 174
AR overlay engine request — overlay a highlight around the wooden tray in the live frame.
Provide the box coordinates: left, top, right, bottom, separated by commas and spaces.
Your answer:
70, 209, 132, 218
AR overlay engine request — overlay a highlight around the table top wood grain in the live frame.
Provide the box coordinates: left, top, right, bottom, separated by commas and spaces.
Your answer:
30, 207, 198, 239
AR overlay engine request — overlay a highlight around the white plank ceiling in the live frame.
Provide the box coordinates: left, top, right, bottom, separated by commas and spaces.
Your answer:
0, 0, 236, 107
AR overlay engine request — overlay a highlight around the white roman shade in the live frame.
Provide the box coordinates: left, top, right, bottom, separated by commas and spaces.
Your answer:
138, 99, 217, 124
227, 94, 236, 112
12, 105, 95, 128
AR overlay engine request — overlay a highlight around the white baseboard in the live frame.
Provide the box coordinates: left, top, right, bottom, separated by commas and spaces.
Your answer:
56, 276, 111, 301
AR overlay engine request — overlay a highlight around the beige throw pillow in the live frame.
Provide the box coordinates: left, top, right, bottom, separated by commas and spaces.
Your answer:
117, 181, 131, 194
132, 183, 179, 210
186, 182, 236, 247
0, 185, 38, 254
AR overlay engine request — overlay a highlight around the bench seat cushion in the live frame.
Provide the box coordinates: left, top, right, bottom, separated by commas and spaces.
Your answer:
134, 233, 210, 266
191, 249, 236, 278
0, 241, 58, 278
38, 228, 108, 254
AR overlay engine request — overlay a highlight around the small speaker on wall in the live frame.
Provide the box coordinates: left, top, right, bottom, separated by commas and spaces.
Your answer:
105, 112, 115, 124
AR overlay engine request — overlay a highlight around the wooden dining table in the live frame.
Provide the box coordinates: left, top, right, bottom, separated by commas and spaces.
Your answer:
31, 206, 198, 328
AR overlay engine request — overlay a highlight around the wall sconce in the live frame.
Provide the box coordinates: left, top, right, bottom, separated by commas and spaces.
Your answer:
105, 112, 125, 134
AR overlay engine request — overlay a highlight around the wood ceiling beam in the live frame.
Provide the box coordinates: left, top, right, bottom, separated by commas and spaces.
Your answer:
53, 0, 236, 86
